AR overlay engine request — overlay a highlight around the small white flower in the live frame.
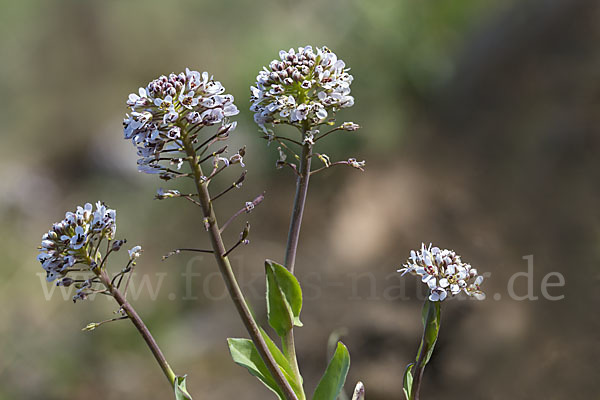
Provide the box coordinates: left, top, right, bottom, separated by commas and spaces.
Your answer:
154, 95, 174, 109
170, 158, 184, 170
186, 111, 202, 124
347, 158, 366, 171
163, 109, 179, 124
166, 126, 181, 139
156, 188, 181, 199
214, 156, 230, 168
429, 288, 448, 302
303, 131, 315, 145
128, 245, 142, 260
178, 91, 199, 109
229, 147, 246, 167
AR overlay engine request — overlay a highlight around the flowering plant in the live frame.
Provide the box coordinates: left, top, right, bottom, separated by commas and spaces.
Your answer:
36, 45, 485, 400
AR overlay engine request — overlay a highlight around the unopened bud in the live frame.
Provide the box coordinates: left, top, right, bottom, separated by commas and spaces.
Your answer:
234, 171, 247, 188
82, 322, 98, 332
351, 381, 365, 400
341, 122, 360, 131
57, 277, 73, 287
241, 222, 250, 241
112, 239, 127, 252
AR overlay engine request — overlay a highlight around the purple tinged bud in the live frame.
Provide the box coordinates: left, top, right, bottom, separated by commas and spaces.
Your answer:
112, 239, 126, 252
58, 277, 73, 287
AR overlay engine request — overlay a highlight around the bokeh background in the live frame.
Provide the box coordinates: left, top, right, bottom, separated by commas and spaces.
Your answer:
1, 0, 599, 399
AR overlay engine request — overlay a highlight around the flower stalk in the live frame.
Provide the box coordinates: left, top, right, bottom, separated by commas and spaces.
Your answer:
284, 140, 312, 275
407, 300, 440, 400
181, 131, 299, 400
250, 45, 364, 398
281, 137, 312, 391
95, 267, 177, 386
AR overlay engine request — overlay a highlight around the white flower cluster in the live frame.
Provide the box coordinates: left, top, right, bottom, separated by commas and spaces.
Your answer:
250, 46, 354, 131
398, 244, 485, 301
37, 202, 116, 284
124, 69, 239, 179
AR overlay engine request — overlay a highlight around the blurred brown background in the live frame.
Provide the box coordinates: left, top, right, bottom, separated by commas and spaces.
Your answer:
1, 0, 599, 399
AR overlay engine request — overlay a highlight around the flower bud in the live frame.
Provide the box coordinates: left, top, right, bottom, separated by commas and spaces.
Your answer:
82, 322, 98, 331
112, 239, 127, 252
341, 122, 360, 131
57, 277, 74, 287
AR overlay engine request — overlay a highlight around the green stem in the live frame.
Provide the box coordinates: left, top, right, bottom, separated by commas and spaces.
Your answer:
181, 132, 298, 400
284, 141, 313, 275
410, 300, 441, 400
95, 268, 177, 387
282, 331, 304, 399
282, 127, 313, 397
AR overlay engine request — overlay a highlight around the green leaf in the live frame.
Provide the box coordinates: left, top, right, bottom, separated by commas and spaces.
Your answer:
313, 342, 351, 400
174, 375, 193, 400
402, 363, 413, 400
259, 327, 304, 396
419, 300, 441, 365
227, 338, 285, 400
265, 260, 303, 337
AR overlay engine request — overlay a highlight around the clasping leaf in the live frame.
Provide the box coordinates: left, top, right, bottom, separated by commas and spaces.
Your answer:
174, 375, 193, 400
265, 260, 303, 337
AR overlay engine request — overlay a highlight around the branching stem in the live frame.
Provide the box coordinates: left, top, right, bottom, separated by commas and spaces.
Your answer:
181, 130, 298, 400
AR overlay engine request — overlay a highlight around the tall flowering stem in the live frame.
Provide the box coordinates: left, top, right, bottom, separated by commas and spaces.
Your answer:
252, 45, 363, 396
37, 202, 177, 389
180, 129, 299, 400
280, 138, 311, 387
123, 69, 298, 400
284, 138, 312, 274
398, 244, 486, 400
405, 300, 440, 400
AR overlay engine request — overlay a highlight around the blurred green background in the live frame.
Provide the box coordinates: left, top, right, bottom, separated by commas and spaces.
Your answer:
1, 0, 599, 399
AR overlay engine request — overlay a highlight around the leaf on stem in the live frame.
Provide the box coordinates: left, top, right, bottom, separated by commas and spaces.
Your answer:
419, 300, 441, 366
265, 260, 303, 337
259, 328, 304, 395
174, 375, 193, 400
312, 342, 351, 400
227, 338, 286, 400
402, 363, 413, 400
